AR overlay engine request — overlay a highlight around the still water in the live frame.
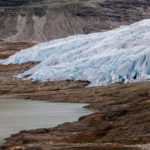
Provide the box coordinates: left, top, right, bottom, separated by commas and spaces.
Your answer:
0, 99, 92, 144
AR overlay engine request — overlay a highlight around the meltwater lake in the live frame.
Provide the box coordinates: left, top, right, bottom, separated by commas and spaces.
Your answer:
0, 99, 93, 144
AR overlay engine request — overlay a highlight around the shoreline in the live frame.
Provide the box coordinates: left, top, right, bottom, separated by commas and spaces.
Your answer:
0, 99, 93, 146
1, 81, 150, 150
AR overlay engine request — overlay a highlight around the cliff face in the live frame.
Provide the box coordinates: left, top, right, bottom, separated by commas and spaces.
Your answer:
0, 0, 150, 42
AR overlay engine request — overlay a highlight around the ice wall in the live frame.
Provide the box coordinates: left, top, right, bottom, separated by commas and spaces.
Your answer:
1, 19, 150, 86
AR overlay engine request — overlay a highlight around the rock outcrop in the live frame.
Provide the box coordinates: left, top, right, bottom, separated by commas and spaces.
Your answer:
0, 42, 150, 150
1, 0, 150, 42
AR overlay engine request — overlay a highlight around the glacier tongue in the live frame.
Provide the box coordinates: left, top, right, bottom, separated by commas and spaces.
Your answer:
1, 19, 150, 86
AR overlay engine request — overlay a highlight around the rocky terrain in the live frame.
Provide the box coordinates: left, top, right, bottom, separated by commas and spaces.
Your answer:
0, 42, 150, 150
1, 0, 150, 42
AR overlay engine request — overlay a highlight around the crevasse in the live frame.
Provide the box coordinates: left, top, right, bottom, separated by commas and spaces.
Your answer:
1, 19, 150, 87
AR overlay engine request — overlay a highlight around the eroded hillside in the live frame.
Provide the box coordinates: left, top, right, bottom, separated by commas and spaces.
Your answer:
1, 0, 150, 42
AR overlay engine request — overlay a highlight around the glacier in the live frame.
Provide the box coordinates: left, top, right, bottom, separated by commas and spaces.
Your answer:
1, 19, 150, 86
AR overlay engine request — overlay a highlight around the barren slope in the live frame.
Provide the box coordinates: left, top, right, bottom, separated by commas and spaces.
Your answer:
1, 0, 150, 42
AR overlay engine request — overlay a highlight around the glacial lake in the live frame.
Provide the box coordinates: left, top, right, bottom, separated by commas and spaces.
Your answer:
0, 99, 92, 144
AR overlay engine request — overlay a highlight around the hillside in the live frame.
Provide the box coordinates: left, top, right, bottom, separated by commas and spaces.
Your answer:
1, 0, 150, 42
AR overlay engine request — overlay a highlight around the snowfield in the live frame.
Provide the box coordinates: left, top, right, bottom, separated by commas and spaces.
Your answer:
1, 19, 150, 87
